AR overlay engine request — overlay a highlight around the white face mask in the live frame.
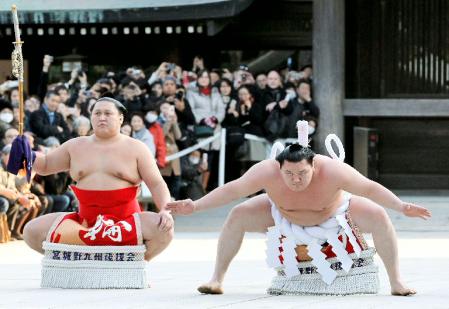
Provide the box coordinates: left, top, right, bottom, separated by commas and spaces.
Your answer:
0, 113, 13, 123
189, 157, 200, 165
145, 113, 158, 123
308, 125, 315, 135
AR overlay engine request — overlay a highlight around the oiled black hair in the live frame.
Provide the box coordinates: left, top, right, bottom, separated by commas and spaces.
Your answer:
90, 97, 127, 115
276, 143, 315, 167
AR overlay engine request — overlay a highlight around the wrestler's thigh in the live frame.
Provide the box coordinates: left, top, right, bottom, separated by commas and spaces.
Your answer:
23, 212, 65, 243
349, 195, 391, 234
138, 212, 172, 241
228, 193, 274, 233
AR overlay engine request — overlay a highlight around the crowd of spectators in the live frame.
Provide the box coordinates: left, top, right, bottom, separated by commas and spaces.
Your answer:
0, 54, 319, 243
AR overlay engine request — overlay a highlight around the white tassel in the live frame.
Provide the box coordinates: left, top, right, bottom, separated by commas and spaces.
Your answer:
266, 226, 283, 268
41, 266, 149, 289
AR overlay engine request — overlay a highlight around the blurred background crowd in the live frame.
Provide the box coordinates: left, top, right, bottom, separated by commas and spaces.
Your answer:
0, 54, 318, 242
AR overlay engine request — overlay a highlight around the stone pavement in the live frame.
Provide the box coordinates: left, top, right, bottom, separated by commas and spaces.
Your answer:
0, 192, 448, 309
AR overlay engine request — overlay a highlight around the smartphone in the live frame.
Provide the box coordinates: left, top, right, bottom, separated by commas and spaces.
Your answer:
67, 107, 77, 115
45, 55, 54, 63
168, 105, 175, 114
202, 153, 208, 164
175, 90, 184, 100
167, 63, 176, 73
287, 57, 292, 70
239, 64, 249, 71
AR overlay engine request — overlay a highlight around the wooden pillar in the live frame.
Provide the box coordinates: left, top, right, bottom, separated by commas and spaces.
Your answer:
313, 0, 345, 154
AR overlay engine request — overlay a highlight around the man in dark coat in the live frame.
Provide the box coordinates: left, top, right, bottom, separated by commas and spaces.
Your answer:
29, 91, 71, 143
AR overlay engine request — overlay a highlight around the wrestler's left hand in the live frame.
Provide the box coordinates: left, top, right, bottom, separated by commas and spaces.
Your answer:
158, 210, 174, 232
401, 202, 431, 220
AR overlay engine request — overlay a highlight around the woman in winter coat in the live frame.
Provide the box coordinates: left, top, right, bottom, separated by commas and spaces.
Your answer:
186, 70, 225, 190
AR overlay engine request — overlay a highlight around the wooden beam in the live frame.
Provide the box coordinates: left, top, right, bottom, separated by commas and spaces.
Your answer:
0, 0, 255, 24
344, 99, 449, 117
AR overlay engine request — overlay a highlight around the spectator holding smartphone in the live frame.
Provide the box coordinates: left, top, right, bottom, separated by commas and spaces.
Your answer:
262, 70, 287, 113
158, 102, 182, 199
117, 80, 144, 120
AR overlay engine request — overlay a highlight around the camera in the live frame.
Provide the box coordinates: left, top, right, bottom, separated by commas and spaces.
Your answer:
239, 64, 249, 71
168, 105, 176, 117
167, 63, 176, 73
131, 69, 141, 77
241, 73, 247, 82
175, 90, 184, 100
77, 69, 84, 78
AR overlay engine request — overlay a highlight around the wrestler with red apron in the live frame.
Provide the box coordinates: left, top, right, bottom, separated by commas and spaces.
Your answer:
48, 186, 142, 246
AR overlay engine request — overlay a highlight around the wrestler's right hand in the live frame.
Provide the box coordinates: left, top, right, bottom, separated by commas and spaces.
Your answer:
166, 199, 195, 215
159, 210, 174, 232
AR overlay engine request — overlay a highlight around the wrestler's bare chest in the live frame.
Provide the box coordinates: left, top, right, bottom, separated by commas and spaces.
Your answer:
263, 163, 343, 225
68, 141, 140, 185
266, 180, 337, 211
267, 186, 343, 226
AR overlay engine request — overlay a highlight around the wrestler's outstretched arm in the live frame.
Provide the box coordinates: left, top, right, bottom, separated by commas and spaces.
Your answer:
33, 139, 72, 176
135, 140, 173, 231
167, 160, 269, 215
335, 160, 431, 219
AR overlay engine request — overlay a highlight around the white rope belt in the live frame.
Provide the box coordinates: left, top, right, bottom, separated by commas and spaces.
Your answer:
267, 195, 362, 285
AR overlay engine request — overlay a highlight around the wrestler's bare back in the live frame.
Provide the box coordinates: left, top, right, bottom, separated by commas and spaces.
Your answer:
67, 135, 143, 189
258, 155, 345, 226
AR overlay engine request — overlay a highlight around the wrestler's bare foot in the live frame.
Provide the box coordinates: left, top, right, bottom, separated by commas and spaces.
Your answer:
391, 281, 416, 296
197, 281, 224, 295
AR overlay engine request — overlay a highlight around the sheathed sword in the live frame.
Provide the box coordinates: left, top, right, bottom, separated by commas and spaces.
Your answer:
7, 5, 34, 183
11, 4, 24, 135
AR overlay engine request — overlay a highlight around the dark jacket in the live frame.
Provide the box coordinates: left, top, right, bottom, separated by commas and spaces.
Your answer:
223, 100, 265, 136
174, 98, 196, 130
180, 156, 201, 182
37, 72, 49, 102
261, 87, 286, 110
116, 95, 144, 121
285, 98, 320, 137
29, 107, 71, 142
43, 172, 71, 195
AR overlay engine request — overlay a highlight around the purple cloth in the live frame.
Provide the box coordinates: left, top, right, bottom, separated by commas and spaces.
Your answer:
6, 135, 35, 182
